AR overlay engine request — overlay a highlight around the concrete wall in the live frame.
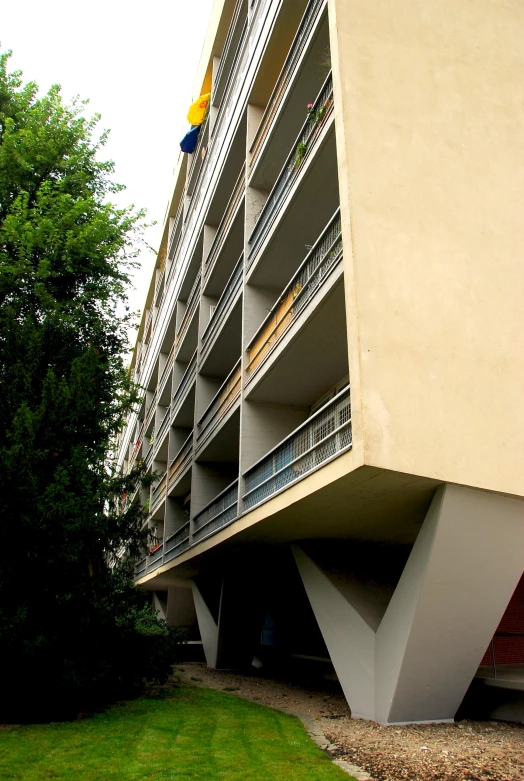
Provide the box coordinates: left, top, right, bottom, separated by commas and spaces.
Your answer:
330, 0, 524, 496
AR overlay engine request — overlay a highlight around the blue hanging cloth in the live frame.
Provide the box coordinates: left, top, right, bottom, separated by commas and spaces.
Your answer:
180, 125, 201, 154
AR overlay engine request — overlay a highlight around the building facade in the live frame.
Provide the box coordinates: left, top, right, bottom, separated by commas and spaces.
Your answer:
116, 0, 524, 724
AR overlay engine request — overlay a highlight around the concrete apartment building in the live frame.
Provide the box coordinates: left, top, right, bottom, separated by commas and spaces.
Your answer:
116, 0, 524, 724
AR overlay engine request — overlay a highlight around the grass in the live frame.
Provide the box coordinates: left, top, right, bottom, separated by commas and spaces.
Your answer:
0, 687, 354, 780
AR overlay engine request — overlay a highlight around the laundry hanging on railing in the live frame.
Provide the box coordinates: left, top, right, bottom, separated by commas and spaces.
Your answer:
187, 92, 210, 125
180, 125, 201, 153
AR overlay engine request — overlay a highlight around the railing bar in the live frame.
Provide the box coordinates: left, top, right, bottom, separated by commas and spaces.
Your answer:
214, 0, 246, 90
197, 384, 241, 444
247, 253, 341, 373
193, 478, 239, 521
196, 360, 242, 426
201, 255, 243, 343
248, 70, 333, 245
164, 523, 190, 544
194, 502, 238, 534
250, 0, 326, 158
243, 421, 351, 499
246, 211, 340, 349
169, 432, 194, 467
242, 387, 350, 476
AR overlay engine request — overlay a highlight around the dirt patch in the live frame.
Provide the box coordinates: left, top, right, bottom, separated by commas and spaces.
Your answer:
174, 663, 524, 781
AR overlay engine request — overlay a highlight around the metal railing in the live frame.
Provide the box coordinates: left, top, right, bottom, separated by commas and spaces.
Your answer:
243, 387, 351, 510
193, 479, 239, 543
164, 522, 190, 563
158, 342, 176, 395
151, 469, 168, 511
201, 255, 243, 360
148, 543, 164, 571
197, 360, 242, 447
204, 165, 245, 281
171, 350, 197, 421
135, 558, 147, 578
168, 201, 184, 258
214, 0, 247, 103
248, 71, 334, 267
144, 309, 153, 344
187, 117, 209, 189
246, 209, 342, 379
154, 405, 171, 452
169, 432, 193, 487
144, 392, 157, 431
175, 270, 201, 350
250, 0, 326, 168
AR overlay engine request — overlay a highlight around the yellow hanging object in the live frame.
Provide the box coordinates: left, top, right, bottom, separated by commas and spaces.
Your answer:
187, 92, 211, 126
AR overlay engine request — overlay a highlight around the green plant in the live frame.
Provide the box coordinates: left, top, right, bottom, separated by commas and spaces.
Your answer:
294, 140, 308, 169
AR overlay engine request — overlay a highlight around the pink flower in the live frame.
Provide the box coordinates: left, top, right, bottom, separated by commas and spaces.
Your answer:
307, 102, 313, 110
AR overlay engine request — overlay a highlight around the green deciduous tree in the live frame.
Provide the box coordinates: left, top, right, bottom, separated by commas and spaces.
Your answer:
0, 52, 178, 722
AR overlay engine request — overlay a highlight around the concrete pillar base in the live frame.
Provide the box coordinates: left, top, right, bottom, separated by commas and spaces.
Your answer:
294, 483, 524, 724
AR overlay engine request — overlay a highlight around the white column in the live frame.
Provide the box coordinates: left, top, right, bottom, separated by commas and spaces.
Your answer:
192, 581, 220, 668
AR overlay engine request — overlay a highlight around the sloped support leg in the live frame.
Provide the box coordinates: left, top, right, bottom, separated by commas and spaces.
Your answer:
192, 580, 220, 668
294, 484, 524, 724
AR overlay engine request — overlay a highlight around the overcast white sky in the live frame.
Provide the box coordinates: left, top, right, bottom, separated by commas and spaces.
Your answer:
1, 0, 214, 329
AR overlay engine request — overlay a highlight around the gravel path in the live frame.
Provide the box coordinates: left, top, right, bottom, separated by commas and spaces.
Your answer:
174, 662, 524, 781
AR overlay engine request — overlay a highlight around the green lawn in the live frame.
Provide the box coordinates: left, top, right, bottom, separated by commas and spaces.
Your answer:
0, 687, 353, 780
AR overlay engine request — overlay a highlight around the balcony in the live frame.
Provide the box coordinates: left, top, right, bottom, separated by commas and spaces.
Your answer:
171, 350, 197, 424
200, 255, 243, 367
197, 361, 241, 451
246, 209, 342, 382
250, 0, 327, 173
151, 469, 168, 513
164, 522, 190, 563
243, 387, 351, 510
175, 270, 201, 360
193, 479, 239, 544
204, 165, 245, 285
168, 432, 193, 491
248, 71, 334, 268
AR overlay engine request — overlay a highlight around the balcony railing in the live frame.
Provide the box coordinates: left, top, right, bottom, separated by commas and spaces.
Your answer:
148, 542, 164, 571
158, 342, 176, 395
204, 165, 245, 281
243, 387, 351, 510
197, 360, 241, 447
175, 270, 201, 351
164, 522, 190, 563
246, 209, 342, 379
171, 350, 197, 421
151, 470, 167, 510
214, 0, 247, 105
169, 432, 193, 487
187, 117, 209, 191
144, 392, 157, 433
135, 558, 147, 578
248, 71, 334, 267
201, 255, 243, 361
193, 479, 239, 543
167, 200, 184, 263
250, 0, 326, 169
154, 405, 171, 452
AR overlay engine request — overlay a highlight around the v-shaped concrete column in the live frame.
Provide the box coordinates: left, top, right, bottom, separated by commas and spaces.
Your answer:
294, 483, 524, 724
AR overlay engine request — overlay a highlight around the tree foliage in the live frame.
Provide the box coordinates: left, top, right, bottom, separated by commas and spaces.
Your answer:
0, 52, 178, 722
